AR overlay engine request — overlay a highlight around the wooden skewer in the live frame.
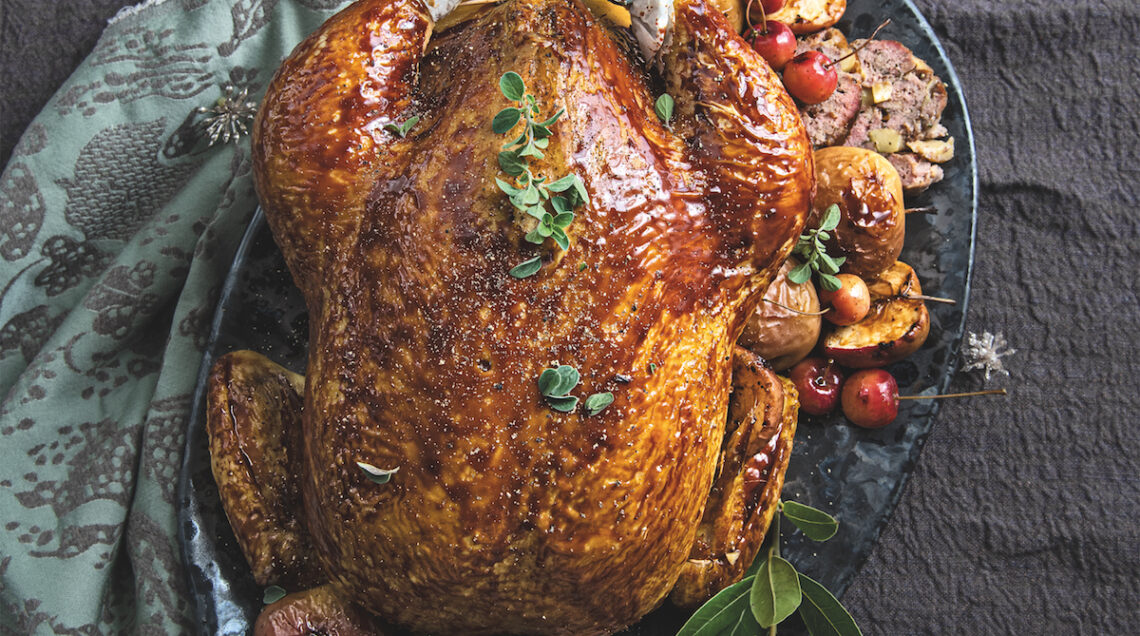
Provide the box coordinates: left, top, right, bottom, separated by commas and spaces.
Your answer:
903, 293, 957, 305
898, 388, 1007, 401
905, 206, 938, 215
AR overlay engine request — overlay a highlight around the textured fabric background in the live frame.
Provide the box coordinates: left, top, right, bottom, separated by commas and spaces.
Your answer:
2, 0, 1138, 634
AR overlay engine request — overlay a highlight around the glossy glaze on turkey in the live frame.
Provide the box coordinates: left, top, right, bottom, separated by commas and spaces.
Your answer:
208, 0, 814, 631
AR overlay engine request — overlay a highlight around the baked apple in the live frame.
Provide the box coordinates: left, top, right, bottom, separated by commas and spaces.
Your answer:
811, 145, 905, 279
738, 258, 821, 371
766, 0, 846, 35
206, 0, 814, 632
821, 261, 930, 368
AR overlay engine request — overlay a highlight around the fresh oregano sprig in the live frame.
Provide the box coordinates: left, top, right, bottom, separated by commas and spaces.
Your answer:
494, 71, 589, 277
788, 204, 846, 292
678, 500, 861, 636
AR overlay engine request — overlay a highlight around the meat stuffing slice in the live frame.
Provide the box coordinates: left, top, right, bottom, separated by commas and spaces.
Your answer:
838, 38, 953, 192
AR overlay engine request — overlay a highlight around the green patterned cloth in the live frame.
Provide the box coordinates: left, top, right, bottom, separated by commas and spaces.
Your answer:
0, 1, 350, 632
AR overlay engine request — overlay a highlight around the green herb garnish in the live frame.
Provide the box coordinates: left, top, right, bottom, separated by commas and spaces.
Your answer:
509, 256, 542, 279
494, 71, 588, 277
263, 585, 287, 605
788, 204, 846, 292
583, 392, 614, 416
680, 500, 862, 636
655, 93, 675, 125
538, 364, 580, 412
356, 461, 399, 484
781, 500, 839, 541
383, 115, 420, 138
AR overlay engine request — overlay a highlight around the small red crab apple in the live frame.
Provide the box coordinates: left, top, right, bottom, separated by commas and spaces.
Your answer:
789, 357, 844, 416
751, 21, 797, 71
841, 369, 1009, 428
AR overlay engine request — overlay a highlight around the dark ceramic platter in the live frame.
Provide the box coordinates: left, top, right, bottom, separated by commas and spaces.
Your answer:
177, 0, 976, 632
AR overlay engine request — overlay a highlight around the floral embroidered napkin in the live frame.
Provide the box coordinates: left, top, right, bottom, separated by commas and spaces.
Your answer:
0, 1, 350, 631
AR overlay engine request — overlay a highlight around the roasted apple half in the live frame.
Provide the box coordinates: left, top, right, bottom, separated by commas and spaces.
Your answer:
821, 261, 930, 367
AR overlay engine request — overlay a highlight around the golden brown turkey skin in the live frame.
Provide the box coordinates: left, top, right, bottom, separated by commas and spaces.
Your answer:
247, 0, 812, 632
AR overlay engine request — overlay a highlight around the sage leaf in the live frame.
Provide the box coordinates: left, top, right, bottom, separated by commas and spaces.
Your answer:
750, 553, 801, 627
797, 573, 862, 636
820, 204, 841, 231
655, 93, 675, 124
677, 576, 756, 636
263, 585, 286, 604
782, 501, 838, 541
499, 71, 525, 101
356, 462, 399, 485
492, 107, 521, 134
509, 257, 542, 279
583, 392, 614, 415
545, 395, 579, 412
499, 151, 526, 176
787, 261, 812, 284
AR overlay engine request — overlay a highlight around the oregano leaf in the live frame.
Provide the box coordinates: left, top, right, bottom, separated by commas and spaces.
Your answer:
749, 553, 802, 627
525, 228, 544, 244
571, 175, 589, 207
495, 177, 521, 196
555, 365, 580, 394
552, 228, 570, 250
551, 196, 571, 214
583, 392, 614, 415
818, 252, 840, 275
545, 395, 579, 412
356, 462, 399, 485
499, 151, 526, 176
499, 71, 525, 101
819, 273, 842, 292
547, 175, 578, 192
797, 573, 863, 636
509, 257, 542, 279
820, 204, 841, 231
782, 500, 839, 541
492, 108, 521, 134
553, 212, 574, 229
655, 93, 675, 124
263, 585, 287, 605
787, 262, 812, 284
538, 107, 565, 127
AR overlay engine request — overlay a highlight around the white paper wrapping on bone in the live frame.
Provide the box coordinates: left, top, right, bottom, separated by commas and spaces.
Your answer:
424, 0, 463, 22
629, 0, 674, 65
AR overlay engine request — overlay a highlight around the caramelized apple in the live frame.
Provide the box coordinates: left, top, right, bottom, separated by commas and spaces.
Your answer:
821, 261, 930, 367
739, 258, 821, 371
811, 146, 905, 279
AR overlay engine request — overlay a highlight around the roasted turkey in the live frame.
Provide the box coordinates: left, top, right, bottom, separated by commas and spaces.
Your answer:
206, 0, 814, 631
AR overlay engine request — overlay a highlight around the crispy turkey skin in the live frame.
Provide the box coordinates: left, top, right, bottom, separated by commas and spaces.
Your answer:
214, 0, 813, 631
